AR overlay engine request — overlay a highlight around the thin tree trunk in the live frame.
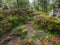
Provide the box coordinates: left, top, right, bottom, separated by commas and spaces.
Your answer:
17, 0, 19, 8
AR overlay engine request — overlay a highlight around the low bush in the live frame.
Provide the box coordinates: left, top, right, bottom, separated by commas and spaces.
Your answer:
33, 15, 60, 35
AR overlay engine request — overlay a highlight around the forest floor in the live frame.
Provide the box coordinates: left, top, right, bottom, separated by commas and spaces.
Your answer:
0, 20, 53, 45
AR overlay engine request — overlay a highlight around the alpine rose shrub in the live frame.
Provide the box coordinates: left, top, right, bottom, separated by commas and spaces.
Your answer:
52, 38, 60, 45
33, 15, 60, 35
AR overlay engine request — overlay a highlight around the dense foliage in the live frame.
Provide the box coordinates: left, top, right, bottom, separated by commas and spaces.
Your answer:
33, 15, 60, 35
0, 0, 56, 12
33, 0, 49, 12
0, 8, 34, 37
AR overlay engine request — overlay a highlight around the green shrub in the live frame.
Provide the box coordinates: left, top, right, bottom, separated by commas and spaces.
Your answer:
33, 15, 60, 35
8, 16, 22, 27
11, 28, 28, 39
0, 14, 3, 21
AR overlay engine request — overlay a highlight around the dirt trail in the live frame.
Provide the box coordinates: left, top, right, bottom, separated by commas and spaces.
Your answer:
24, 21, 35, 37
0, 21, 53, 45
